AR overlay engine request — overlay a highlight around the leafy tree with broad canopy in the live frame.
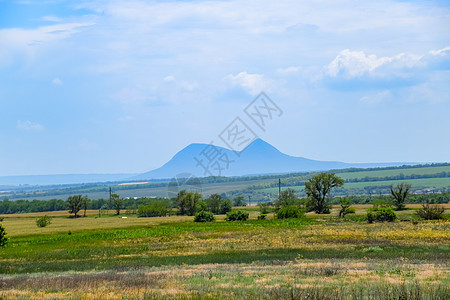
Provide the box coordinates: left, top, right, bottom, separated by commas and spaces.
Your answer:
67, 195, 85, 218
305, 172, 344, 214
176, 190, 202, 216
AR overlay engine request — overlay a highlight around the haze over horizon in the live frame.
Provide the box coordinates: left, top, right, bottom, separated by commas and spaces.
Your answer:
1, 0, 449, 176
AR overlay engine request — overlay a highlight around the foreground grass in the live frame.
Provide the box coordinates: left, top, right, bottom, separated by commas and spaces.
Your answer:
0, 211, 448, 298
0, 260, 448, 299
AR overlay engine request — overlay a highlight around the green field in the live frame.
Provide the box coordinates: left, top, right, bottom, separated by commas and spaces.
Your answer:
260, 177, 450, 195
0, 206, 449, 299
335, 165, 450, 180
2, 164, 449, 201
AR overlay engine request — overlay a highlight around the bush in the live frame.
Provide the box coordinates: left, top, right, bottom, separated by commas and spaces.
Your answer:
338, 198, 355, 218
0, 224, 7, 247
367, 207, 397, 223
257, 214, 267, 220
416, 204, 445, 220
276, 206, 304, 219
258, 202, 271, 214
138, 201, 169, 217
36, 215, 52, 228
194, 211, 215, 222
225, 210, 249, 221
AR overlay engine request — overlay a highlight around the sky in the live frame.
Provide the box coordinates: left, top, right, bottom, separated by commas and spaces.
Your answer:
0, 0, 449, 176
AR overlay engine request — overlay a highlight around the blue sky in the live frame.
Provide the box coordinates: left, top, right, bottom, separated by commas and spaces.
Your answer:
0, 0, 449, 176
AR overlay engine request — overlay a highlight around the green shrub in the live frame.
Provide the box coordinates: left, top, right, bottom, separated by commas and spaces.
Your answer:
338, 198, 355, 218
258, 202, 271, 214
36, 215, 52, 228
257, 214, 267, 220
367, 207, 397, 223
0, 224, 7, 247
194, 211, 215, 222
416, 204, 445, 220
138, 201, 169, 217
225, 210, 249, 221
276, 206, 304, 219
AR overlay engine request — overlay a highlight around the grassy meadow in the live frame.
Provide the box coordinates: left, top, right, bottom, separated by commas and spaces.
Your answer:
0, 205, 449, 299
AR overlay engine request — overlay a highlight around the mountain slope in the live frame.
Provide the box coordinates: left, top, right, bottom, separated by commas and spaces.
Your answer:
135, 139, 410, 180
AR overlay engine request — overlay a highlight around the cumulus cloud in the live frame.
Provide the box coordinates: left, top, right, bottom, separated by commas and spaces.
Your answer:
17, 120, 44, 132
326, 49, 422, 79
224, 72, 274, 95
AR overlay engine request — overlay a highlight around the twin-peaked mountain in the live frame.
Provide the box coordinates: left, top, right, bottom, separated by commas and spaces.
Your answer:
135, 139, 407, 180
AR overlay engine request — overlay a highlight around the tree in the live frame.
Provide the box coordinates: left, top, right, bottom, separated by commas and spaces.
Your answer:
338, 198, 355, 218
232, 196, 247, 207
206, 194, 222, 214
305, 172, 344, 214
175, 190, 202, 216
274, 188, 297, 210
390, 183, 410, 211
219, 198, 232, 214
112, 194, 123, 215
0, 224, 7, 247
175, 190, 188, 215
81, 196, 89, 217
67, 195, 84, 218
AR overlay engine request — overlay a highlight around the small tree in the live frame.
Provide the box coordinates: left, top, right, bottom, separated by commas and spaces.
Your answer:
338, 198, 355, 218
206, 194, 222, 214
81, 196, 89, 217
258, 202, 271, 214
233, 196, 247, 207
219, 199, 232, 214
416, 204, 445, 220
36, 215, 52, 227
112, 194, 123, 215
0, 224, 7, 247
274, 188, 298, 210
305, 172, 344, 214
67, 195, 83, 218
390, 183, 410, 210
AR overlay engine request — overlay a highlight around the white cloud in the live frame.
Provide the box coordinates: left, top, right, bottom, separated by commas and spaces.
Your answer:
327, 49, 394, 78
276, 66, 301, 76
360, 90, 391, 104
224, 72, 274, 95
17, 120, 44, 132
429, 46, 450, 56
52, 77, 63, 85
41, 15, 63, 23
164, 75, 176, 82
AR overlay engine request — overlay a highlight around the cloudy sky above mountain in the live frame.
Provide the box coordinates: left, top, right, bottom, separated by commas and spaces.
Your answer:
0, 0, 449, 176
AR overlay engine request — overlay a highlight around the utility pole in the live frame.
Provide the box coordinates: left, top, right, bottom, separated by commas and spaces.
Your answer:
278, 178, 281, 199
248, 195, 251, 207
109, 187, 112, 211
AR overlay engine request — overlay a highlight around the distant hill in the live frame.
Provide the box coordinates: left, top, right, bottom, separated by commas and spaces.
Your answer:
0, 173, 136, 186
135, 139, 414, 180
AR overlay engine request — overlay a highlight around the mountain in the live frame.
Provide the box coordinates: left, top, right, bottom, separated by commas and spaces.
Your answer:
135, 139, 410, 180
